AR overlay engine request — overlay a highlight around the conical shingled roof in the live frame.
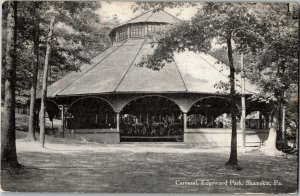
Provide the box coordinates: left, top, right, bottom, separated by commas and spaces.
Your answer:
47, 11, 257, 98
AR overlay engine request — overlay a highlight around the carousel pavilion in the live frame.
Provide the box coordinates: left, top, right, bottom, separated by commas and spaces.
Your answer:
45, 10, 271, 146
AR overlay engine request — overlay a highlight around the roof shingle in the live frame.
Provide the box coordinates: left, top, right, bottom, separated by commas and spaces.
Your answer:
47, 38, 257, 97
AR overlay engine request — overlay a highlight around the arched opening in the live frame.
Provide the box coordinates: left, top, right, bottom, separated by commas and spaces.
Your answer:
244, 110, 270, 146
65, 97, 116, 129
184, 97, 243, 146
187, 97, 239, 129
246, 111, 267, 129
120, 96, 183, 142
185, 97, 271, 146
35, 99, 60, 131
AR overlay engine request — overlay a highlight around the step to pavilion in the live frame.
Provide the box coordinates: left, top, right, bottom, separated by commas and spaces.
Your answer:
120, 136, 183, 142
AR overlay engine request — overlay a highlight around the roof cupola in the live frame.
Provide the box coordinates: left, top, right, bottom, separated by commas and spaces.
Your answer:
109, 10, 181, 43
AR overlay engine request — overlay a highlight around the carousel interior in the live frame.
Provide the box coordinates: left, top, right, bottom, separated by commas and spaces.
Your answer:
51, 96, 268, 142
120, 96, 183, 142
65, 98, 116, 129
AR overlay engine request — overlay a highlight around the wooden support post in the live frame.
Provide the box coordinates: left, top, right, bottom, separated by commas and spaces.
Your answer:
223, 113, 226, 128
240, 115, 242, 129
146, 24, 149, 35
116, 113, 120, 131
259, 112, 262, 129
60, 105, 65, 131
127, 25, 130, 39
266, 114, 270, 129
183, 113, 187, 133
172, 113, 174, 124
241, 53, 246, 153
146, 113, 149, 124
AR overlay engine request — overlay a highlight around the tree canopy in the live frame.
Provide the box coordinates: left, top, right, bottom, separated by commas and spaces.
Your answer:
2, 1, 117, 97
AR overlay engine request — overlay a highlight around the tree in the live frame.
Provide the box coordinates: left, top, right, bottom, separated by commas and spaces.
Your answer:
36, 2, 106, 146
136, 2, 266, 170
245, 4, 298, 149
26, 2, 40, 141
9, 1, 107, 141
1, 1, 20, 169
209, 49, 241, 73
40, 11, 56, 147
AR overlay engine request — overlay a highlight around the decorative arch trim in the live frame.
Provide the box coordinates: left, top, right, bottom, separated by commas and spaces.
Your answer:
187, 95, 240, 113
65, 96, 115, 114
45, 98, 60, 108
119, 94, 184, 113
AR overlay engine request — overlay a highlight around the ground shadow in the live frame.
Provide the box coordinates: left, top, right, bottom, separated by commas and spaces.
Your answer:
1, 150, 297, 193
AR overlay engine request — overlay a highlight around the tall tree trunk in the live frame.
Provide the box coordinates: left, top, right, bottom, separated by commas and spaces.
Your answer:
277, 100, 283, 145
280, 65, 287, 145
40, 16, 55, 147
1, 1, 20, 169
275, 61, 286, 145
225, 35, 240, 170
26, 15, 40, 141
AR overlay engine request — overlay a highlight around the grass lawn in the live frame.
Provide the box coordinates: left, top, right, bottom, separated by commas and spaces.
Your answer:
1, 130, 298, 194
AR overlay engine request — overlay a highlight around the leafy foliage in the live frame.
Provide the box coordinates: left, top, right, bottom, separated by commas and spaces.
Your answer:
138, 21, 212, 71
246, 5, 298, 103
2, 1, 117, 95
209, 49, 241, 72
132, 2, 197, 13
244, 4, 298, 139
137, 3, 266, 72
135, 3, 298, 129
134, 2, 298, 166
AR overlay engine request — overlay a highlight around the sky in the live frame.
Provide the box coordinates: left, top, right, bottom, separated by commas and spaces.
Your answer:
97, 2, 199, 23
